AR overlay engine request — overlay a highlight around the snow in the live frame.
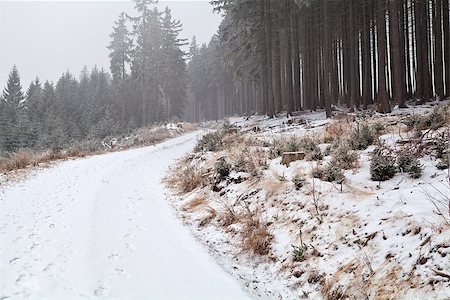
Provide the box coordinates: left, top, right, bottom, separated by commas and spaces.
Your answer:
167, 103, 450, 299
0, 131, 251, 300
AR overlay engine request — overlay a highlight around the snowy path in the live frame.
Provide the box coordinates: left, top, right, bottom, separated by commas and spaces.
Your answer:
0, 132, 251, 300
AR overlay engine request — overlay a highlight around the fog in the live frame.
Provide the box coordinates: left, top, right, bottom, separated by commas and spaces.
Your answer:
0, 0, 222, 90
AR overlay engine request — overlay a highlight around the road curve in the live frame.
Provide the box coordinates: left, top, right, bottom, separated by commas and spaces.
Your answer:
0, 131, 251, 300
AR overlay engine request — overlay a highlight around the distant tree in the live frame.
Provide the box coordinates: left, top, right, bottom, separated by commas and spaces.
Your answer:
160, 7, 188, 120
1, 65, 25, 151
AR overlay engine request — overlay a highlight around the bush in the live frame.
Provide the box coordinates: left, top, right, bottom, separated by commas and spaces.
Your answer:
407, 160, 422, 178
286, 137, 301, 152
370, 155, 397, 181
215, 157, 231, 180
312, 166, 324, 179
269, 138, 287, 159
397, 152, 422, 178
322, 164, 345, 183
403, 114, 422, 131
292, 174, 306, 190
292, 244, 308, 262
421, 106, 446, 130
332, 144, 359, 170
371, 122, 385, 135
349, 124, 375, 150
433, 134, 448, 159
195, 131, 223, 152
397, 153, 414, 173
436, 158, 449, 170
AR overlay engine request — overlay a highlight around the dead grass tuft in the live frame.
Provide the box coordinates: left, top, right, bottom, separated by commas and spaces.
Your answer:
218, 204, 240, 227
241, 210, 273, 255
0, 150, 36, 171
167, 163, 207, 193
66, 147, 89, 158
182, 196, 207, 212
324, 118, 353, 142
198, 206, 217, 227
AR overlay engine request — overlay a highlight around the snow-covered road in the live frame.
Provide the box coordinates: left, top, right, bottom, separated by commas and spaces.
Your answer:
0, 132, 251, 300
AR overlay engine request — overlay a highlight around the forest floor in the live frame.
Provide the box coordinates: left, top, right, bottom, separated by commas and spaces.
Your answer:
0, 131, 251, 300
166, 100, 450, 299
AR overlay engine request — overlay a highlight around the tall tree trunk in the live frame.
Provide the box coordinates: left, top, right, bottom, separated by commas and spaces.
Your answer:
390, 0, 407, 107
443, 0, 450, 96
434, 0, 445, 99
322, 0, 332, 117
376, 0, 392, 113
272, 30, 282, 113
362, 0, 373, 109
264, 0, 275, 117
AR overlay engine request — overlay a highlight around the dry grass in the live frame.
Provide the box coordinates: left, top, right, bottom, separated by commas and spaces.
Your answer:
181, 122, 196, 132
166, 163, 207, 193
324, 118, 353, 142
241, 210, 273, 255
198, 206, 217, 227
0, 150, 36, 171
218, 204, 240, 227
182, 196, 207, 212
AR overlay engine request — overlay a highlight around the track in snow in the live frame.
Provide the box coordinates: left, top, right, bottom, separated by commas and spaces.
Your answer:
0, 131, 251, 300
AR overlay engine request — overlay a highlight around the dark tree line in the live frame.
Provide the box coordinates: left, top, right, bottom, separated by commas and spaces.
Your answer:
0, 0, 187, 153
187, 0, 450, 121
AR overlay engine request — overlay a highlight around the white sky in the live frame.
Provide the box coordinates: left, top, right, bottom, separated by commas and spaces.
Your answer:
0, 0, 222, 91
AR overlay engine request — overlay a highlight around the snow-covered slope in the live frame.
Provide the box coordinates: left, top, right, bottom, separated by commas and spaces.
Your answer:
167, 102, 450, 299
0, 131, 251, 300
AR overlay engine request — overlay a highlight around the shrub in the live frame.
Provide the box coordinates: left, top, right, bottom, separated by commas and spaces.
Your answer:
407, 160, 422, 178
397, 152, 422, 178
286, 137, 301, 152
370, 155, 397, 181
403, 114, 422, 131
215, 157, 231, 180
371, 122, 386, 135
436, 158, 449, 170
269, 138, 287, 159
312, 166, 324, 179
433, 134, 448, 159
322, 164, 345, 183
349, 124, 375, 150
332, 144, 359, 170
292, 244, 308, 262
421, 106, 446, 130
306, 147, 323, 161
195, 131, 223, 152
292, 174, 306, 190
397, 153, 414, 173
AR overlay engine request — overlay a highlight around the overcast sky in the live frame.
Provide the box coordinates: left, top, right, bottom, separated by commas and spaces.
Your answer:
0, 0, 222, 91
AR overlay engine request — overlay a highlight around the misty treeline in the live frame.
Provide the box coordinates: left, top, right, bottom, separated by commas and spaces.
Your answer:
187, 0, 450, 121
0, 0, 186, 153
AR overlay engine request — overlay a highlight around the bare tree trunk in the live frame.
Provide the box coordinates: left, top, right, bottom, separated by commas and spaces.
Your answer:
376, 0, 392, 113
390, 0, 407, 107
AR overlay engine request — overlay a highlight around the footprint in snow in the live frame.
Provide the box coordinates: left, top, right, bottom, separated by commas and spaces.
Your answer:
108, 253, 120, 260
125, 243, 136, 252
9, 257, 21, 264
135, 225, 147, 232
94, 283, 109, 297
42, 263, 55, 272
115, 268, 130, 278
